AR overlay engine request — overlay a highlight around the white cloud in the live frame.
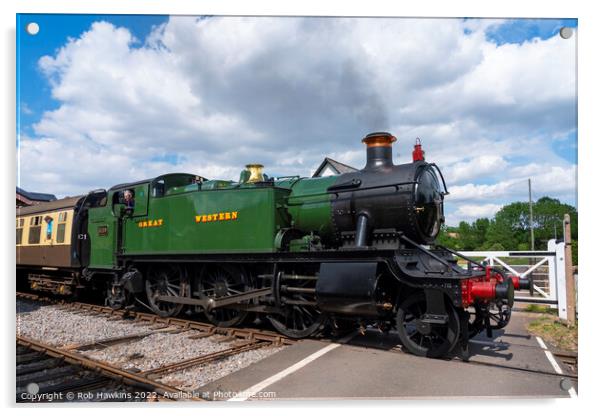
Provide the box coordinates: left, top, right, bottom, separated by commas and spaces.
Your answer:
447, 164, 576, 202
20, 102, 33, 115
445, 155, 508, 184
457, 203, 503, 217
445, 203, 503, 225
18, 17, 577, 228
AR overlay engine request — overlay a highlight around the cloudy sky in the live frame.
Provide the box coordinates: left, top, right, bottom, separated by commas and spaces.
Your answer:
16, 15, 577, 225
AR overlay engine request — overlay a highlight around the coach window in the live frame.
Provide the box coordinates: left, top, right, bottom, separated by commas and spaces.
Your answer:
28, 215, 42, 244
57, 211, 68, 243
16, 218, 24, 245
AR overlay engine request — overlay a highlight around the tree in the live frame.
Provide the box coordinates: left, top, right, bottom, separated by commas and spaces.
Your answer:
483, 202, 529, 250
488, 242, 505, 251
473, 218, 490, 249
532, 197, 578, 244
435, 197, 577, 264
436, 224, 461, 250
457, 221, 477, 250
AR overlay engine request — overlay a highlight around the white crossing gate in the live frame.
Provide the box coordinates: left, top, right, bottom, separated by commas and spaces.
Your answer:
457, 239, 569, 320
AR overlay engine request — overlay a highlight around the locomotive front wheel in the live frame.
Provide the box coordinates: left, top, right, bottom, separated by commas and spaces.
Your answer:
396, 292, 460, 358
145, 265, 187, 317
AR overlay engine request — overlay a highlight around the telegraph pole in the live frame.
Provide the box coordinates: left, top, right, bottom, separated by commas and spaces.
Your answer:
528, 178, 534, 250
564, 214, 576, 325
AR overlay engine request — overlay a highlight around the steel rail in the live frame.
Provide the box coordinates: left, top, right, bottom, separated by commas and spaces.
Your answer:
16, 335, 203, 401
140, 341, 270, 377
450, 355, 578, 381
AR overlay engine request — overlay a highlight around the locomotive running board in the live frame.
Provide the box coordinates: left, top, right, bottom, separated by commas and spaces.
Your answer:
156, 287, 272, 310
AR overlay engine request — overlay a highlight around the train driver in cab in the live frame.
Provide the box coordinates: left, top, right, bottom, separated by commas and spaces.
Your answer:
124, 189, 135, 214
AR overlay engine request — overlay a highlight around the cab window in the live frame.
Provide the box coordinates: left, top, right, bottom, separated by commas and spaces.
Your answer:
151, 174, 203, 198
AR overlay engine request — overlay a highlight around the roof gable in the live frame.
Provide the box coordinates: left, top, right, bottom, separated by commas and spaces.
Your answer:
312, 157, 358, 177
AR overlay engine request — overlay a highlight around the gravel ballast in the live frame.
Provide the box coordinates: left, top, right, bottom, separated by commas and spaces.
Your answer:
158, 346, 285, 391
83, 332, 236, 371
16, 300, 151, 347
17, 299, 290, 391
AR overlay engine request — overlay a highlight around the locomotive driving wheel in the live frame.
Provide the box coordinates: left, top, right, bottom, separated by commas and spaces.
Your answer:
145, 265, 188, 317
268, 305, 325, 339
198, 265, 250, 327
267, 273, 325, 339
396, 292, 460, 358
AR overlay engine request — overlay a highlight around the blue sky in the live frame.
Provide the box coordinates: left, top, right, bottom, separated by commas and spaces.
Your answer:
17, 14, 168, 134
16, 15, 577, 225
485, 18, 577, 45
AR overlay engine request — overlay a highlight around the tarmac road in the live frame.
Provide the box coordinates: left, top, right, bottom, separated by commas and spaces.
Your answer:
199, 311, 577, 401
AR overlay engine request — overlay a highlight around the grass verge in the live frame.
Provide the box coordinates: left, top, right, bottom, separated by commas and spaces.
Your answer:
527, 315, 578, 351
524, 304, 555, 314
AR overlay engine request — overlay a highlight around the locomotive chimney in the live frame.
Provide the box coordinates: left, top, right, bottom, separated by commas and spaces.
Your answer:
361, 132, 397, 170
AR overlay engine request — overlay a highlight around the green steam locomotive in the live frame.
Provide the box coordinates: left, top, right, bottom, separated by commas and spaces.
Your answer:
17, 132, 528, 358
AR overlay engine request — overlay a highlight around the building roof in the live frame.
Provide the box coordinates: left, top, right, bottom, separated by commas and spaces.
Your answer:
16, 187, 57, 202
16, 196, 84, 217
312, 157, 358, 178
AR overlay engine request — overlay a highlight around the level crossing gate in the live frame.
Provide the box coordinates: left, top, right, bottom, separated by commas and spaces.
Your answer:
458, 239, 570, 320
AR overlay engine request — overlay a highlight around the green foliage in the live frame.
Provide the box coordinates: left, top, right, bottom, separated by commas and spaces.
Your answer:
528, 316, 578, 351
487, 242, 505, 251
517, 242, 529, 251
524, 304, 555, 314
436, 225, 461, 250
436, 197, 578, 264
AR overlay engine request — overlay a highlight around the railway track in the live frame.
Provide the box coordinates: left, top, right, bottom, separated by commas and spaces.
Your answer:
343, 327, 578, 382
450, 353, 578, 381
17, 291, 578, 400
16, 292, 295, 401
464, 339, 578, 379
16, 338, 189, 402
16, 291, 295, 345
